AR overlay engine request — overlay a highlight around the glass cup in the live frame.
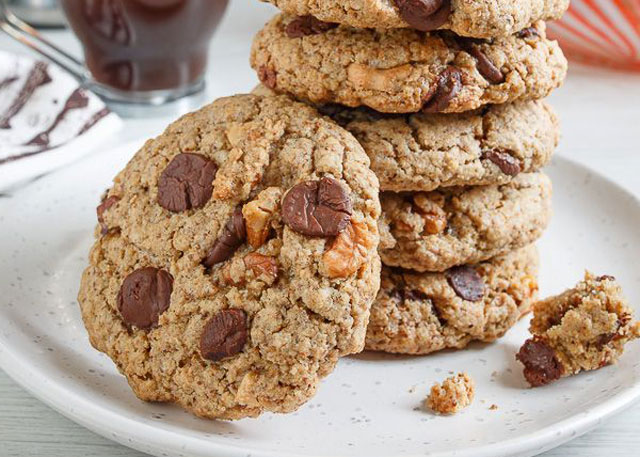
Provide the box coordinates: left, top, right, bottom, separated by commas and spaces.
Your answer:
1, 0, 229, 105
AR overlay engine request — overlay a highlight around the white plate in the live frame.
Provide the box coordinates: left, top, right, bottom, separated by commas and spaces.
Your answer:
1, 141, 640, 457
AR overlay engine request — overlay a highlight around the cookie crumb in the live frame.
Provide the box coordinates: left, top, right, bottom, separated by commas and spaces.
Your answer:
425, 372, 475, 415
489, 404, 498, 410
517, 272, 640, 387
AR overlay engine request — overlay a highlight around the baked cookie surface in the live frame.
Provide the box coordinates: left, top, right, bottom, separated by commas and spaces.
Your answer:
379, 172, 552, 272
79, 94, 381, 419
365, 245, 539, 354
331, 100, 558, 192
517, 273, 640, 387
251, 15, 567, 114
261, 0, 569, 39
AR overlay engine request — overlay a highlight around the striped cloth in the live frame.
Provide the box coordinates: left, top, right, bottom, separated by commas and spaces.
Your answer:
548, 0, 640, 70
0, 51, 121, 190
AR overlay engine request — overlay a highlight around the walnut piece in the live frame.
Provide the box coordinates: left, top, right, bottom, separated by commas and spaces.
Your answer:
412, 193, 447, 235
322, 219, 376, 279
347, 63, 413, 92
425, 372, 475, 415
244, 252, 279, 283
242, 187, 282, 248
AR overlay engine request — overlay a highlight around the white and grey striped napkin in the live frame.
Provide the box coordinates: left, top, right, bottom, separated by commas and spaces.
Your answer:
0, 50, 121, 190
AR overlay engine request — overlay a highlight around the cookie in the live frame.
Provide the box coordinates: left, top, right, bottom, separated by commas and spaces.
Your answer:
78, 94, 381, 420
261, 0, 570, 39
365, 245, 539, 354
329, 100, 558, 192
250, 15, 567, 114
379, 172, 552, 272
517, 273, 640, 387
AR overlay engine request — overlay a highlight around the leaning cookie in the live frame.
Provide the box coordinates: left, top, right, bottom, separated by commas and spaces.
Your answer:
261, 0, 569, 39
251, 15, 567, 114
517, 273, 640, 387
79, 94, 381, 420
366, 245, 539, 355
379, 173, 552, 272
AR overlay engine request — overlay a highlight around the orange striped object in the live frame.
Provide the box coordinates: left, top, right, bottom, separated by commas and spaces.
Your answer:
548, 0, 640, 70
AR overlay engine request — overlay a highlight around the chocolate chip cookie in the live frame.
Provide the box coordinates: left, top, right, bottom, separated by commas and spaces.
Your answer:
329, 100, 558, 192
251, 15, 567, 114
261, 0, 569, 39
78, 94, 381, 419
517, 273, 640, 387
366, 245, 539, 354
379, 172, 552, 272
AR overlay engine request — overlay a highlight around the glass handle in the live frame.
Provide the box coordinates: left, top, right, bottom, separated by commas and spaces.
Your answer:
0, 1, 90, 84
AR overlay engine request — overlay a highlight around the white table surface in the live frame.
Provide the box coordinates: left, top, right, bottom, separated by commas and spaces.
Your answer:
1, 1, 640, 456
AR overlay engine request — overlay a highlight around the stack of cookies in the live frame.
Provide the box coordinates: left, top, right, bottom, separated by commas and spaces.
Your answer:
251, 0, 569, 354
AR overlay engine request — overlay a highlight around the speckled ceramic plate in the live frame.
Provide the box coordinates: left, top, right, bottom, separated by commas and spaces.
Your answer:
1, 141, 640, 457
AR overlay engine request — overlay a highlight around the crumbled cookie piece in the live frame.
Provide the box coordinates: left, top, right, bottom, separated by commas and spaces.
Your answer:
426, 372, 475, 415
517, 272, 640, 387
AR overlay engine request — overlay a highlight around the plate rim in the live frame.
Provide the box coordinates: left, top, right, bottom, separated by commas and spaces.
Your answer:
1, 142, 640, 457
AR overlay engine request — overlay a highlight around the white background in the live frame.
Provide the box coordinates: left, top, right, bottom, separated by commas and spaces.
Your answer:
1, 0, 640, 455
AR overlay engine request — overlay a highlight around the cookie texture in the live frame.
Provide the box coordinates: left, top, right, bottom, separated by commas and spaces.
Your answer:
365, 245, 539, 354
261, 0, 569, 38
331, 100, 558, 192
78, 94, 381, 420
251, 15, 567, 114
517, 273, 640, 387
379, 172, 552, 272
426, 372, 475, 415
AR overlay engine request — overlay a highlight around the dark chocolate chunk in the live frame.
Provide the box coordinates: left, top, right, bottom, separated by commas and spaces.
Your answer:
203, 208, 247, 268
282, 176, 352, 237
445, 265, 485, 301
394, 0, 451, 32
285, 15, 337, 38
200, 309, 248, 361
467, 46, 505, 84
483, 150, 522, 176
517, 27, 540, 39
117, 267, 173, 329
516, 338, 564, 387
258, 65, 278, 90
422, 66, 462, 113
96, 195, 120, 235
157, 153, 217, 213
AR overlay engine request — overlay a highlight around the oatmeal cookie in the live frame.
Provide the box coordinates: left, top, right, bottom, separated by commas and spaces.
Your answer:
251, 15, 567, 114
261, 0, 569, 39
379, 173, 552, 272
78, 94, 381, 419
366, 245, 539, 354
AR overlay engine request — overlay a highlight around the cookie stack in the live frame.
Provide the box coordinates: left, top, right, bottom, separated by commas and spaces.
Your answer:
251, 0, 569, 354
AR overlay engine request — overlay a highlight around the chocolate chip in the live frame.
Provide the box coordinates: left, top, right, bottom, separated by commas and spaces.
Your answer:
517, 27, 540, 39
200, 309, 247, 361
596, 275, 616, 282
422, 67, 462, 113
96, 195, 119, 235
117, 267, 173, 329
203, 208, 247, 268
394, 0, 451, 32
516, 338, 564, 387
258, 65, 277, 90
467, 47, 504, 84
445, 265, 485, 301
483, 150, 522, 176
157, 153, 217, 213
282, 177, 352, 237
285, 15, 337, 38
